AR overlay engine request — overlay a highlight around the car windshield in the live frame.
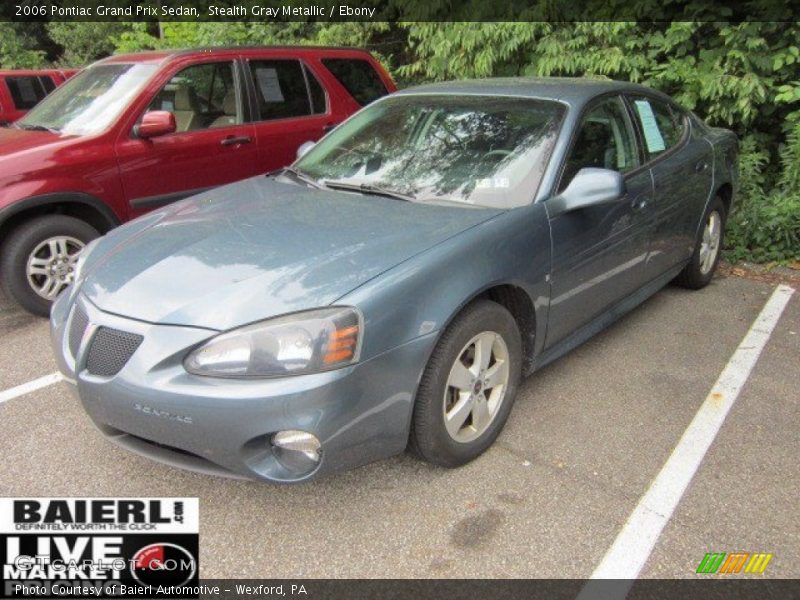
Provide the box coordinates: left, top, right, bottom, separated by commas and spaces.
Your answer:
17, 63, 157, 136
295, 94, 565, 208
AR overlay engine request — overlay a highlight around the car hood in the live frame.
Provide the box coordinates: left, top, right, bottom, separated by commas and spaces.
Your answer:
0, 127, 80, 175
81, 176, 503, 330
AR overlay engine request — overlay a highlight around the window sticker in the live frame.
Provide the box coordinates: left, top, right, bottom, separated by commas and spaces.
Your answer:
634, 100, 666, 153
255, 67, 284, 103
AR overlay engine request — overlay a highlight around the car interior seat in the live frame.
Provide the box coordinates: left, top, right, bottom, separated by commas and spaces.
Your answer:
210, 90, 238, 128
562, 120, 616, 185
172, 87, 203, 132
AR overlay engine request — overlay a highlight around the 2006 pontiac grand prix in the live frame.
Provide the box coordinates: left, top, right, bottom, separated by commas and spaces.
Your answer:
51, 77, 738, 483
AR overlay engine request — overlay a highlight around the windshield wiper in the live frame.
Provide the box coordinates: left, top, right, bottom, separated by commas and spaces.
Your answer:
17, 123, 59, 133
280, 166, 322, 189
322, 180, 415, 202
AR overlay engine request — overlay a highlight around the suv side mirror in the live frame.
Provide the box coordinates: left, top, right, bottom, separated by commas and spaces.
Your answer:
135, 111, 176, 139
549, 168, 626, 216
296, 141, 316, 159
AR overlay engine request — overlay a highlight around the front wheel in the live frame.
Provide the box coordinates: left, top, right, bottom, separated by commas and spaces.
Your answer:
1, 215, 99, 316
409, 299, 522, 467
674, 197, 727, 290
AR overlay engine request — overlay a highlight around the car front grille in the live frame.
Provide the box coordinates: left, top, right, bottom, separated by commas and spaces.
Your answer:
85, 327, 144, 377
68, 304, 89, 358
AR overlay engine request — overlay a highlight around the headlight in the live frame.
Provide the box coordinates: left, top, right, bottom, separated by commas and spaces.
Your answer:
184, 307, 362, 378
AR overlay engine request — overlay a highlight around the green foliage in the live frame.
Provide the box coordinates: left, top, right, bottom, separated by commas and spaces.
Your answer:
46, 22, 133, 66
726, 126, 800, 262
0, 23, 46, 68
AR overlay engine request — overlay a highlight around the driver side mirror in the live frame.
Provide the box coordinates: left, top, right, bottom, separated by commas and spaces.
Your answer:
135, 110, 176, 139
296, 141, 316, 160
548, 168, 626, 216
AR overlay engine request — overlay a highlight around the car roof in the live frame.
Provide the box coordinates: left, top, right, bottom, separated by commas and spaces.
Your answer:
96, 46, 375, 66
0, 69, 71, 77
396, 77, 672, 107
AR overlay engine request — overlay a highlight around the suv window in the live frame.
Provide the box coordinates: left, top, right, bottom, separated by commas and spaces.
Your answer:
249, 60, 318, 121
304, 65, 327, 114
321, 58, 388, 106
149, 61, 239, 132
5, 76, 52, 110
561, 95, 639, 189
629, 96, 686, 159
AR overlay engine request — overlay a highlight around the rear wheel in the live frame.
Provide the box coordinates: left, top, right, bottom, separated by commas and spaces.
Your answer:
409, 300, 522, 467
674, 197, 726, 290
1, 215, 99, 316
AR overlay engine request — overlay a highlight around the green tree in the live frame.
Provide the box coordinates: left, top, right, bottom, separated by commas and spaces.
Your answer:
0, 23, 46, 68
46, 22, 134, 67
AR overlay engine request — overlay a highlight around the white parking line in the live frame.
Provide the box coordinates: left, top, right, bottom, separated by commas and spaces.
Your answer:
0, 372, 63, 405
586, 284, 795, 584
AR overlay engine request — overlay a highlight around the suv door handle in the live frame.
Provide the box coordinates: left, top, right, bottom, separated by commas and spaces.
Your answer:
630, 196, 649, 211
695, 161, 709, 173
322, 123, 337, 133
221, 135, 252, 146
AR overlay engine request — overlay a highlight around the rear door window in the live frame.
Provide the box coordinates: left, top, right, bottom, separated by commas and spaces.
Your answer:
40, 76, 56, 93
321, 58, 388, 106
628, 96, 686, 160
4, 76, 49, 110
248, 60, 315, 121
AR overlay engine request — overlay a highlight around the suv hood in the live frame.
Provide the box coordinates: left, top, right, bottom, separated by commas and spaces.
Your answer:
81, 176, 502, 330
0, 126, 80, 176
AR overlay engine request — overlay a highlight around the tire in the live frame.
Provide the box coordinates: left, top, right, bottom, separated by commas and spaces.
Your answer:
1, 215, 99, 317
673, 197, 727, 290
409, 299, 523, 467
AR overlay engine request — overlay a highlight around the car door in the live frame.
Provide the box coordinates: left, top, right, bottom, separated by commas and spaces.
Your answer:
545, 94, 654, 347
244, 58, 335, 171
625, 95, 714, 278
115, 58, 258, 218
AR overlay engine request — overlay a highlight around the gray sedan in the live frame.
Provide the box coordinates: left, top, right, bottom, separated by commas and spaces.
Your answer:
50, 78, 738, 483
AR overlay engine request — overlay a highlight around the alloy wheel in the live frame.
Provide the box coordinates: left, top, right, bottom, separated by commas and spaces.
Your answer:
26, 236, 84, 300
699, 210, 722, 275
442, 331, 510, 443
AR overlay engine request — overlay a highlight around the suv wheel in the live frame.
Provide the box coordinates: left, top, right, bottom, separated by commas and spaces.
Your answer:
1, 215, 99, 316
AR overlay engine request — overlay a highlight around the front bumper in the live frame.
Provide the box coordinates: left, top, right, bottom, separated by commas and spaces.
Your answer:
51, 293, 436, 483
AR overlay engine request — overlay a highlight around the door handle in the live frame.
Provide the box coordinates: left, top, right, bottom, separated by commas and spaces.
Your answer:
695, 161, 709, 173
322, 123, 337, 133
630, 196, 649, 211
220, 135, 252, 146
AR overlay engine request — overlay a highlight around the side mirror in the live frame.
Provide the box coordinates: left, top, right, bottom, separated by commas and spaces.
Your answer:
296, 141, 316, 160
549, 168, 626, 216
135, 111, 176, 139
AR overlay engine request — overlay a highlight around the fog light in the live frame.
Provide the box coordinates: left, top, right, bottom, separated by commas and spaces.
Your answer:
271, 430, 321, 462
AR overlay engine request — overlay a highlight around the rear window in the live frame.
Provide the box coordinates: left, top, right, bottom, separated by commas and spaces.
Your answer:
249, 60, 312, 121
4, 76, 52, 110
629, 96, 687, 159
321, 58, 388, 106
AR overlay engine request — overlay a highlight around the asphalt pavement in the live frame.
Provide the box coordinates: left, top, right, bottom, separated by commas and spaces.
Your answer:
0, 273, 797, 579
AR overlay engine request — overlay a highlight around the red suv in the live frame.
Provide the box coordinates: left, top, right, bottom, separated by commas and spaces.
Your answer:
0, 69, 79, 125
0, 47, 395, 315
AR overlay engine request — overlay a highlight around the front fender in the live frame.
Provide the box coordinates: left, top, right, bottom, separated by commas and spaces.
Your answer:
339, 202, 552, 368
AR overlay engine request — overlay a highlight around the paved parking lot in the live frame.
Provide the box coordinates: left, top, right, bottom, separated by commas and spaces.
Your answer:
0, 273, 797, 579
